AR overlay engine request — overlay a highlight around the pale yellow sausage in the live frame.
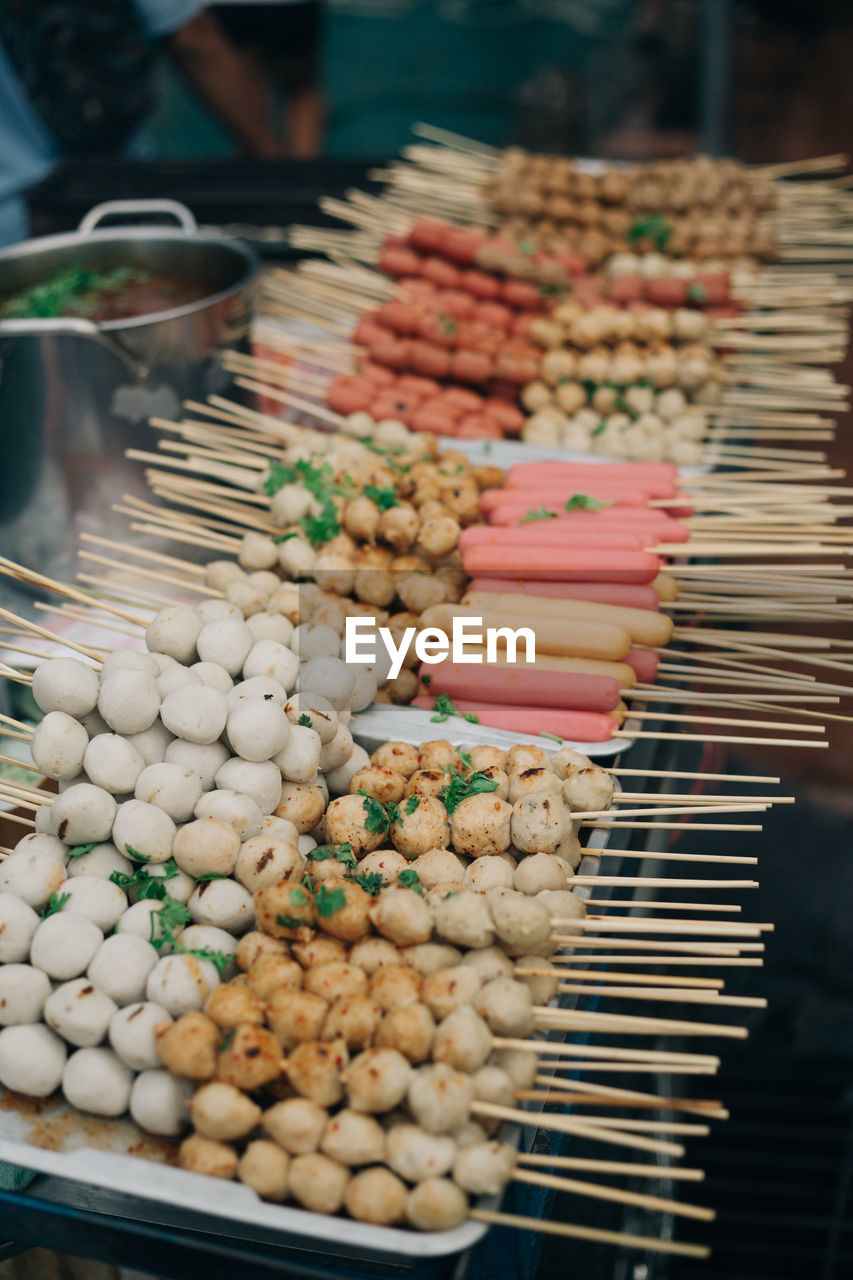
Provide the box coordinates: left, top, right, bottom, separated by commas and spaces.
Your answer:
461, 591, 673, 648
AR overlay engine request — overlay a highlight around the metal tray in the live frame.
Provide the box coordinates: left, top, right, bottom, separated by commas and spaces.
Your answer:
0, 786, 615, 1262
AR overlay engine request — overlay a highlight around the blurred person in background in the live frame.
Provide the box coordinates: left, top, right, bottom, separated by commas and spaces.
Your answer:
0, 0, 283, 246
208, 0, 324, 156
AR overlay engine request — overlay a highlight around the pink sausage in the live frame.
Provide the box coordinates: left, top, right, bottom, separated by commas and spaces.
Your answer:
412, 697, 617, 743
488, 499, 649, 525
626, 649, 659, 682
507, 462, 678, 493
459, 526, 646, 552
420, 661, 622, 714
461, 545, 662, 584
466, 577, 662, 611
480, 489, 676, 519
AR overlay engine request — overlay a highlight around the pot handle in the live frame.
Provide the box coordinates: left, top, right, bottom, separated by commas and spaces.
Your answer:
77, 199, 198, 235
0, 316, 137, 372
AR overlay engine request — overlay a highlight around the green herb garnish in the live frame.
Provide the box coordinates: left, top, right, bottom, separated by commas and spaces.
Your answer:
220, 1028, 236, 1051
358, 791, 390, 833
349, 871, 384, 897
688, 283, 707, 304
591, 420, 607, 437
430, 693, 478, 724
439, 771, 499, 814
421, 673, 432, 687
314, 884, 346, 916
404, 795, 421, 816
563, 493, 611, 512
66, 843, 95, 859
0, 265, 151, 321
125, 845, 150, 863
397, 868, 424, 896
194, 871, 229, 884
455, 746, 473, 771
308, 842, 355, 866
173, 943, 230, 975
520, 507, 558, 524
627, 214, 672, 251
540, 731, 564, 744
364, 485, 399, 511
149, 898, 192, 950
40, 891, 70, 919
289, 885, 310, 907
298, 713, 313, 728
275, 532, 299, 544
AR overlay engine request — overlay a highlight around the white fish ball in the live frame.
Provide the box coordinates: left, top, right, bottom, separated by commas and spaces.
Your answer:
0, 1024, 66, 1096
124, 721, 174, 767
83, 734, 146, 795
62, 1046, 133, 1116
407, 1062, 474, 1134
172, 818, 240, 878
226, 697, 290, 762
349, 667, 378, 713
177, 924, 237, 962
291, 624, 340, 661
386, 1125, 456, 1183
156, 665, 201, 700
196, 617, 254, 676
195, 789, 263, 841
116, 900, 174, 950
228, 675, 287, 708
30, 711, 89, 781
130, 1068, 193, 1136
59, 876, 127, 931
214, 758, 282, 815
112, 799, 176, 864
284, 692, 338, 744
513, 853, 568, 896
32, 658, 99, 718
243, 640, 299, 692
146, 954, 220, 1016
52, 784, 117, 846
87, 933, 160, 1006
272, 725, 321, 784
247, 613, 293, 645
190, 662, 234, 695
319, 724, 353, 773
325, 745, 370, 797
44, 978, 118, 1047
13, 833, 67, 862
235, 835, 303, 894
135, 762, 202, 823
263, 814, 300, 844
0, 893, 40, 963
405, 1178, 468, 1232
0, 852, 66, 909
452, 1140, 516, 1196
0, 964, 51, 1025
64, 839, 128, 880
165, 739, 229, 791
160, 684, 228, 746
30, 911, 103, 979
70, 851, 123, 898
98, 671, 161, 735
188, 878, 253, 934
298, 657, 354, 712
145, 606, 201, 664
100, 651, 159, 678
109, 1000, 172, 1070
196, 598, 243, 624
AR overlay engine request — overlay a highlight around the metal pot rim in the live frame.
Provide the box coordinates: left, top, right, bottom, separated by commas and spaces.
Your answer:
0, 224, 259, 333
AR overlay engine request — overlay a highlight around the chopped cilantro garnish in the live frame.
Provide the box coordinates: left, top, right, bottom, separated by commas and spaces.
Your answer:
308, 841, 355, 866
149, 898, 192, 950
173, 943, 230, 975
358, 791, 390, 833
314, 884, 346, 916
540, 731, 564, 744
563, 493, 611, 512
125, 845, 149, 863
430, 692, 478, 724
688, 283, 707, 303
276, 913, 304, 930
520, 507, 558, 523
349, 871, 384, 897
591, 420, 607, 437
194, 871, 229, 884
421, 673, 432, 687
66, 843, 95, 859
455, 746, 473, 771
364, 485, 399, 511
298, 713, 313, 728
300, 502, 339, 548
404, 795, 421, 816
397, 868, 424, 896
220, 1028, 236, 1051
289, 885, 310, 907
627, 214, 672, 251
274, 532, 299, 544
40, 891, 70, 919
439, 772, 499, 814
385, 800, 401, 826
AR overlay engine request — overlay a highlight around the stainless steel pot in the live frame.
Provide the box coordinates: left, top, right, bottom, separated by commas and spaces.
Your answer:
0, 199, 258, 586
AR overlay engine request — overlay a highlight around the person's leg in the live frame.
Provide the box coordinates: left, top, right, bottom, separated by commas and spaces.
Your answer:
287, 75, 324, 157
276, 2, 324, 157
